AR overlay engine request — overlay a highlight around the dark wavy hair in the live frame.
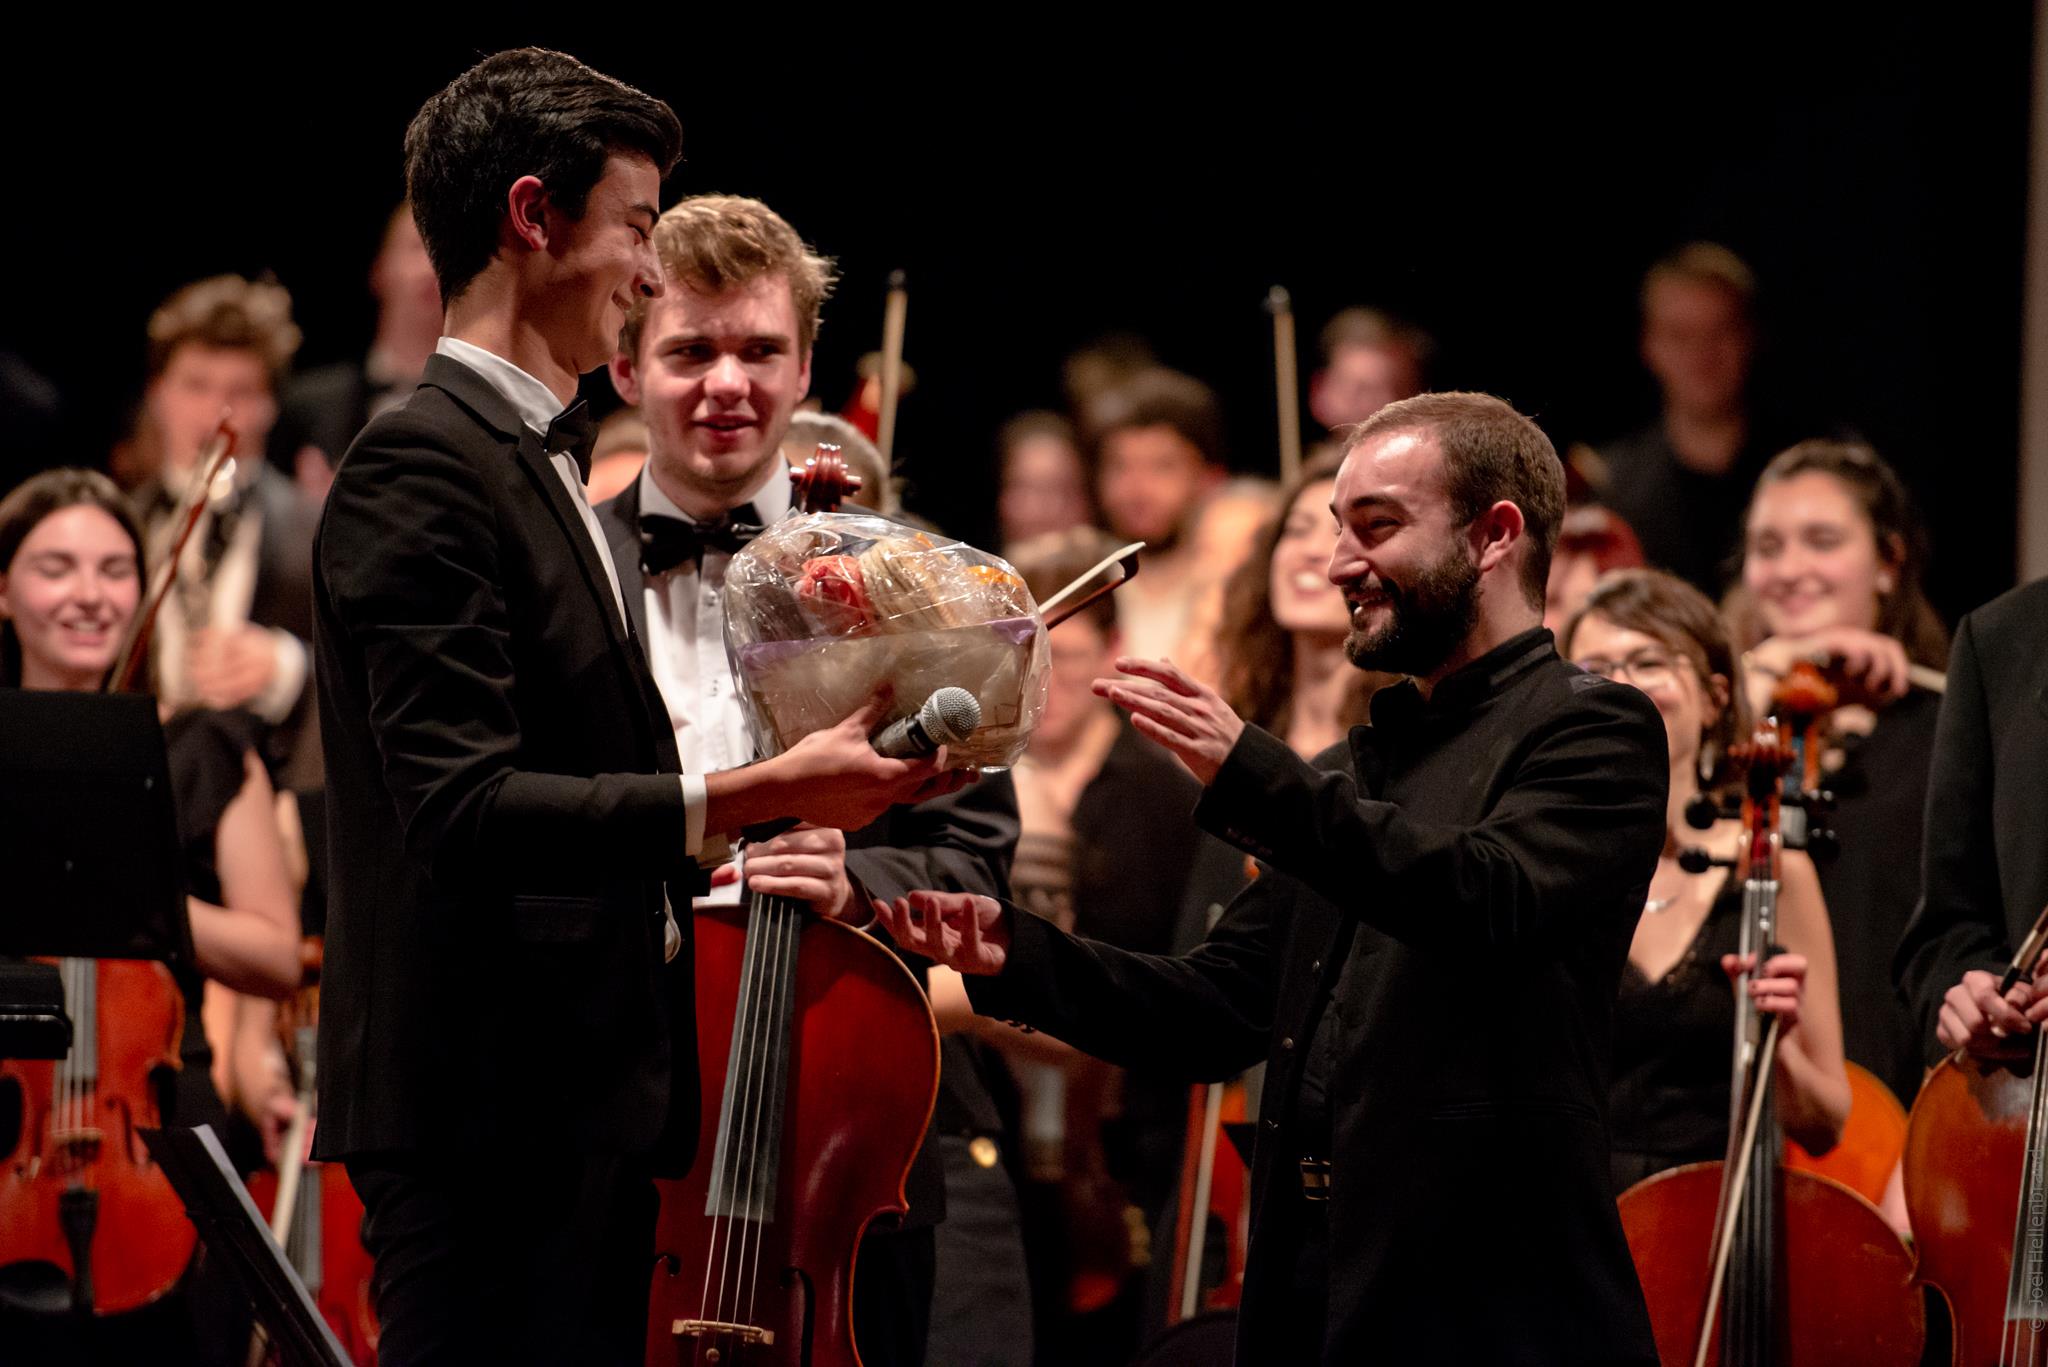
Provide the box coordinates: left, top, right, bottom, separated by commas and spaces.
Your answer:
1562, 567, 1748, 791
404, 48, 684, 303
0, 468, 146, 688
1724, 438, 1948, 670
1215, 449, 1374, 734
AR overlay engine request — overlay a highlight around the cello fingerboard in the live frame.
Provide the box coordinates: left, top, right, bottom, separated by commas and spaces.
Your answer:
2005, 1030, 2048, 1329
703, 893, 803, 1224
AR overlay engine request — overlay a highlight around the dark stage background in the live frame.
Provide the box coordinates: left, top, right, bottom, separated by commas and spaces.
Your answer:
1, 13, 2030, 624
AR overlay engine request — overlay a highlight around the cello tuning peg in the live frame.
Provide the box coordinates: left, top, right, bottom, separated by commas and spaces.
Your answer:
1804, 827, 1840, 865
1684, 794, 1721, 831
1677, 847, 1717, 875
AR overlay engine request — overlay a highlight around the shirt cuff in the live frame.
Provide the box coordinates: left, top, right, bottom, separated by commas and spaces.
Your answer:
251, 629, 309, 724
679, 774, 733, 868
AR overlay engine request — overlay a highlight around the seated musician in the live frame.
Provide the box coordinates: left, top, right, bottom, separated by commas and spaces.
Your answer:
0, 468, 301, 1362
881, 393, 1670, 1365
596, 192, 1019, 1367
1727, 439, 1946, 1111
1560, 567, 1850, 1191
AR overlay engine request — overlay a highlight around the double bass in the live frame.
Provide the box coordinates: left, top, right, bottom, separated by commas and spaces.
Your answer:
644, 449, 940, 1367
1619, 662, 1925, 1365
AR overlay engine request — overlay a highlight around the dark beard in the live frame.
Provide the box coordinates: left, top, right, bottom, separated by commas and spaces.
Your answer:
1343, 542, 1482, 677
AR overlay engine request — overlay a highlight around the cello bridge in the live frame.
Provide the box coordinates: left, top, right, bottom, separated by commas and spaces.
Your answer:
673, 1319, 774, 1362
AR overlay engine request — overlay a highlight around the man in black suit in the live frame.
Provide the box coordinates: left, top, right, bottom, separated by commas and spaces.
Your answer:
1894, 577, 2048, 1062
596, 192, 1021, 1366
883, 392, 1668, 1365
313, 51, 960, 1367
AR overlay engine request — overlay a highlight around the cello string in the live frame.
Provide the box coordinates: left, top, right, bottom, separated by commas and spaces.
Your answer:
724, 891, 778, 1326
703, 890, 769, 1326
718, 890, 774, 1326
744, 895, 799, 1332
736, 894, 794, 1330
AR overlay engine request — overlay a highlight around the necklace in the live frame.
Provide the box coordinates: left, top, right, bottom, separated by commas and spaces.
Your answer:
1643, 896, 1678, 916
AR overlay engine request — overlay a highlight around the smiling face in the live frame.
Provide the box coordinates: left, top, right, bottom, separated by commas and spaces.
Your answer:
0, 504, 141, 691
1567, 612, 1721, 775
540, 153, 664, 376
1742, 470, 1890, 638
622, 273, 812, 518
1327, 430, 1482, 676
1269, 477, 1348, 640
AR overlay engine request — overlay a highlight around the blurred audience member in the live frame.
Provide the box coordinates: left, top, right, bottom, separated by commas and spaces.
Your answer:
1543, 505, 1646, 634
997, 410, 1091, 551
1215, 451, 1384, 757
1063, 333, 1158, 423
1308, 307, 1432, 433
131, 275, 323, 786
1727, 439, 1946, 1111
587, 406, 649, 504
1084, 367, 1227, 660
1598, 243, 1788, 594
1179, 475, 1277, 684
269, 203, 442, 499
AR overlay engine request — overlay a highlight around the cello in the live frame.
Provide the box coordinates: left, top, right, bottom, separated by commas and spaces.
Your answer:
0, 421, 238, 1316
644, 449, 941, 1367
1618, 662, 1925, 1365
1901, 898, 2048, 1364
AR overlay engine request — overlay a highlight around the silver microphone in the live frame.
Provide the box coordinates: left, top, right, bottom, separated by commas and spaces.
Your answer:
871, 687, 982, 758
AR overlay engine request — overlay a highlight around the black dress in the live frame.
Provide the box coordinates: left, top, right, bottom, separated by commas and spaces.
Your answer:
1816, 688, 1941, 1107
1609, 879, 1743, 1195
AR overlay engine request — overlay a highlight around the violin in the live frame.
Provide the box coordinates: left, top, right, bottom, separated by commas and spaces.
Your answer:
1618, 661, 1925, 1365
644, 448, 941, 1367
0, 419, 239, 1316
1901, 898, 2048, 1364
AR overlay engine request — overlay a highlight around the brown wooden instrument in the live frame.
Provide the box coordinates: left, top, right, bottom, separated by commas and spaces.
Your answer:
644, 447, 940, 1367
1619, 662, 1924, 1365
1783, 1061, 1907, 1208
1901, 896, 2048, 1365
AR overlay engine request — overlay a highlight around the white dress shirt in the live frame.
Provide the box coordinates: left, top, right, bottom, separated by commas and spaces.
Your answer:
635, 457, 795, 907
434, 337, 698, 956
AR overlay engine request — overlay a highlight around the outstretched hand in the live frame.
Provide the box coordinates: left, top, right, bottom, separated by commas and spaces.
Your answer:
1091, 656, 1245, 785
875, 891, 1012, 976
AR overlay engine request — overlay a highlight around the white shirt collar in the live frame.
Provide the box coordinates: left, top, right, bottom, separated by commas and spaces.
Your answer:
637, 455, 796, 525
435, 336, 572, 437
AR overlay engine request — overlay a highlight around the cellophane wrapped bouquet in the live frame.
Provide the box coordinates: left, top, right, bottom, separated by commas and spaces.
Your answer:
723, 511, 1050, 769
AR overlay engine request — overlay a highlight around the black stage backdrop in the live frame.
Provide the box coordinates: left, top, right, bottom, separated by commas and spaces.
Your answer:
1, 12, 2028, 624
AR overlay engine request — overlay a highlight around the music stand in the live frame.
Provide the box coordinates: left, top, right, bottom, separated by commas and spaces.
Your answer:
0, 690, 190, 963
139, 1125, 351, 1367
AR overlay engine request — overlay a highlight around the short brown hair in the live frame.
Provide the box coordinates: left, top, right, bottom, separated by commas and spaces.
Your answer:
1724, 438, 1948, 669
1343, 391, 1566, 609
1317, 306, 1435, 377
1083, 367, 1227, 469
619, 194, 838, 359
1562, 567, 1747, 789
1009, 526, 1126, 635
146, 275, 301, 390
1642, 242, 1757, 316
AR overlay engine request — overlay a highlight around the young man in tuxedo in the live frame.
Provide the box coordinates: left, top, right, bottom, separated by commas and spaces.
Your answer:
313, 53, 960, 1367
884, 393, 1671, 1365
597, 193, 1023, 1366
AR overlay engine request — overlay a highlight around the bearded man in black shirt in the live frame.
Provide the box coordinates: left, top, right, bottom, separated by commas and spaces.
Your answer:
881, 392, 1668, 1365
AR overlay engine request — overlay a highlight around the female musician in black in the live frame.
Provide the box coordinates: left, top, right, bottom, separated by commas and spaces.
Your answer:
1562, 567, 1850, 1191
0, 468, 300, 1362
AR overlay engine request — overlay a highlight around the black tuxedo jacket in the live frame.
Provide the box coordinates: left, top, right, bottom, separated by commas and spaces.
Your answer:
967, 633, 1665, 1365
594, 474, 1022, 1224
1895, 578, 2048, 1056
313, 353, 702, 1168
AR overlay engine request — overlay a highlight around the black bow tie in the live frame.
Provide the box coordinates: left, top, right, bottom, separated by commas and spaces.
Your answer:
640, 508, 764, 576
545, 399, 599, 482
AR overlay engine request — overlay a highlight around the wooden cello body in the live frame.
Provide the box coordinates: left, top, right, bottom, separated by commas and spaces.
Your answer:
645, 901, 937, 1366
0, 958, 195, 1314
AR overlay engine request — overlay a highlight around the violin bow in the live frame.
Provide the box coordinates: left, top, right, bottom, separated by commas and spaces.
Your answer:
1040, 542, 1145, 632
107, 415, 238, 693
876, 269, 909, 468
1266, 285, 1303, 483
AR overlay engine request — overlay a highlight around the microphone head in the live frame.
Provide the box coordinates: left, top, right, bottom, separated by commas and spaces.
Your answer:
921, 687, 982, 746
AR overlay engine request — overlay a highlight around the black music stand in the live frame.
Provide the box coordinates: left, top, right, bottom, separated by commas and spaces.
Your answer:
139, 1125, 351, 1367
0, 690, 191, 964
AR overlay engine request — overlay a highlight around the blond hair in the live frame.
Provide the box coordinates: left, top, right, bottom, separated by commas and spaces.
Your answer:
620, 194, 837, 358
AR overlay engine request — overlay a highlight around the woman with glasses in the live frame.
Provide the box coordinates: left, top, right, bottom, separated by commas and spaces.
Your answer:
1562, 567, 1851, 1192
